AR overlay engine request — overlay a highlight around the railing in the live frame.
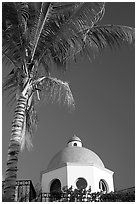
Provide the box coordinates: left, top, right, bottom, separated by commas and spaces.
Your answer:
2, 180, 36, 202
2, 183, 135, 202
40, 192, 101, 202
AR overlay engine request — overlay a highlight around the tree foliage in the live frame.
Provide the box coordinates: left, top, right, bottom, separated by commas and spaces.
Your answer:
2, 2, 135, 150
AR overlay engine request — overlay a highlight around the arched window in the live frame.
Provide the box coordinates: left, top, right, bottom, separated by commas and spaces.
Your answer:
50, 179, 61, 193
74, 143, 77, 146
99, 179, 108, 193
76, 177, 88, 190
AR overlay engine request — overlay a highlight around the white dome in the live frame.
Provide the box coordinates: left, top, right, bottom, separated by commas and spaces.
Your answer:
47, 137, 105, 171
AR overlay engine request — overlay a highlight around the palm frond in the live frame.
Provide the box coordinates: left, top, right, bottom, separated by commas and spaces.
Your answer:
66, 2, 105, 31
2, 2, 29, 31
3, 39, 23, 68
52, 2, 79, 13
2, 2, 30, 75
3, 70, 18, 92
14, 2, 30, 34
63, 24, 135, 62
2, 2, 135, 111
37, 77, 75, 110
2, 3, 18, 31
3, 68, 24, 92
2, 50, 19, 69
29, 2, 77, 53
30, 3, 52, 63
33, 3, 105, 68
39, 58, 50, 77
85, 25, 135, 53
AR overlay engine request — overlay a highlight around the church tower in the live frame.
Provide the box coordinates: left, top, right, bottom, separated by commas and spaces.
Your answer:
41, 136, 114, 194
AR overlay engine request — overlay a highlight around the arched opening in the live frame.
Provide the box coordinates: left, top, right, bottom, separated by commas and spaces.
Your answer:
50, 179, 61, 193
50, 179, 62, 201
99, 179, 108, 193
74, 143, 77, 146
76, 177, 88, 190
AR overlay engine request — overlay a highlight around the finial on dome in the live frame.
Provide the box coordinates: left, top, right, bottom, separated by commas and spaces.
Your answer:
67, 135, 82, 147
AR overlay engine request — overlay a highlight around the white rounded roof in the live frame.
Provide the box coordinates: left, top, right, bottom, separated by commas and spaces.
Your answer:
68, 135, 82, 143
47, 137, 104, 171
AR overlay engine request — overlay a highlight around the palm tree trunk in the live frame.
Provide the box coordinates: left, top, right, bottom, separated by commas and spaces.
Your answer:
3, 94, 28, 202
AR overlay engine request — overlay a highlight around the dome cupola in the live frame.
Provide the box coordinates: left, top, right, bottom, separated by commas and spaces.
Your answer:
67, 135, 82, 147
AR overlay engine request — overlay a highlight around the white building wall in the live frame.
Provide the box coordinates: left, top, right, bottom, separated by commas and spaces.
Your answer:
66, 164, 94, 189
66, 164, 114, 193
41, 166, 67, 193
92, 166, 114, 193
41, 164, 114, 193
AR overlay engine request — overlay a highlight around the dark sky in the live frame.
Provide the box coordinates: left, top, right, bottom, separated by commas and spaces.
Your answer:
2, 3, 135, 191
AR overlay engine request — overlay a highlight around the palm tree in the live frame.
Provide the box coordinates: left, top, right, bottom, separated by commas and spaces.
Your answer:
2, 2, 134, 201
